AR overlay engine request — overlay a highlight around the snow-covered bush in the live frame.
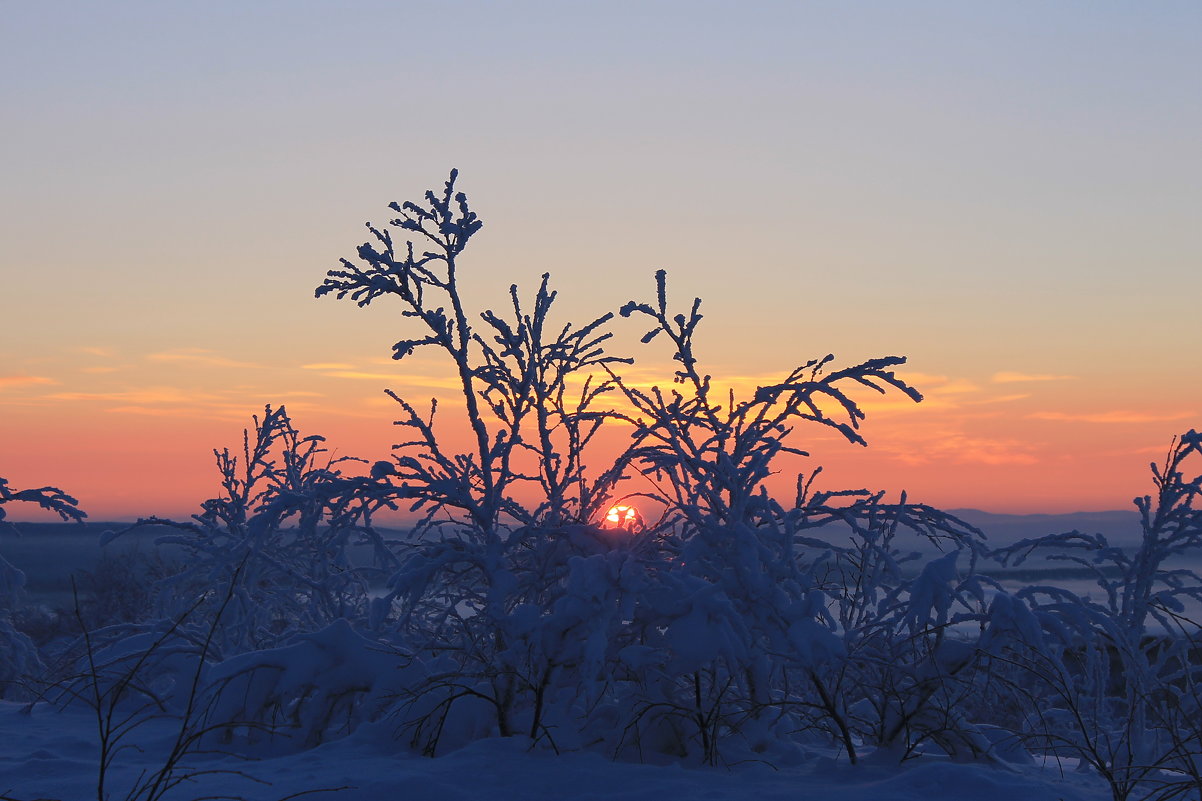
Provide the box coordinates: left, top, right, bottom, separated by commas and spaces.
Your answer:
37, 568, 282, 801
317, 171, 993, 765
983, 432, 1202, 800
201, 618, 428, 754
0, 476, 85, 698
318, 171, 641, 747
791, 493, 994, 763
75, 548, 181, 630
609, 278, 996, 764
997, 432, 1202, 636
106, 405, 399, 657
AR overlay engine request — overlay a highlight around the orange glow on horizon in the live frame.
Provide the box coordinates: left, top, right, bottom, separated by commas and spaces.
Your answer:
2, 361, 1197, 522
1, 346, 1197, 521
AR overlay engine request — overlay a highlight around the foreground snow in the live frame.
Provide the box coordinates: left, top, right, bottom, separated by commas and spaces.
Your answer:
2, 702, 1106, 801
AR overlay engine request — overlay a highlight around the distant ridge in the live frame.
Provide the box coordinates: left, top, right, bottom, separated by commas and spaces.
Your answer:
947, 508, 1141, 545
3, 512, 1143, 541
3, 511, 1146, 551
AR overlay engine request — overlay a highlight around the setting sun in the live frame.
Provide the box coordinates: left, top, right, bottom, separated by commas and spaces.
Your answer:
604, 504, 642, 529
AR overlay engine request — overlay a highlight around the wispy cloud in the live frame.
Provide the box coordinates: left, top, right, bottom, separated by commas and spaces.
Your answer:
877, 431, 1041, 466
0, 375, 57, 390
992, 371, 1076, 384
45, 384, 327, 422
48, 387, 206, 404
301, 362, 357, 370
1028, 410, 1195, 424
147, 348, 260, 369
897, 373, 982, 396
965, 393, 1031, 405
317, 370, 468, 391
319, 370, 404, 381
855, 374, 982, 416
103, 404, 247, 419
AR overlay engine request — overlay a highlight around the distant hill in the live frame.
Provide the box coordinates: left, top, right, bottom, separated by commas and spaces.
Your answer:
0, 521, 188, 598
2, 513, 1150, 605
946, 509, 1142, 546
1, 520, 178, 539
0, 521, 414, 603
2, 511, 1145, 551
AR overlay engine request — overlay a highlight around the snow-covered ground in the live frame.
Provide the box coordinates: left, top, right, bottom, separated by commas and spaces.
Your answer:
1, 700, 1106, 801
0, 509, 1186, 801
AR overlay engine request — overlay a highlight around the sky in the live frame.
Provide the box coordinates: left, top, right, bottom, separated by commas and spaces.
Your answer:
1, 1, 1199, 520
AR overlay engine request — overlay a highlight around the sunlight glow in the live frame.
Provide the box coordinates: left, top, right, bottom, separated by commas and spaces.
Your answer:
604, 504, 641, 530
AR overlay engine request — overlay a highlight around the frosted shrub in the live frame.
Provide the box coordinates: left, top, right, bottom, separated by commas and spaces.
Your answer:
74, 548, 181, 630
0, 476, 85, 698
317, 170, 630, 536
201, 618, 427, 754
107, 406, 398, 656
317, 172, 991, 764
0, 613, 42, 700
319, 171, 642, 746
984, 432, 1202, 800
791, 492, 993, 762
997, 432, 1202, 636
613, 277, 993, 763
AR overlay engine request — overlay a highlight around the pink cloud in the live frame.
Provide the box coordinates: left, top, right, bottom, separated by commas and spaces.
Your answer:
1028, 410, 1195, 424
992, 372, 1076, 383
0, 375, 57, 390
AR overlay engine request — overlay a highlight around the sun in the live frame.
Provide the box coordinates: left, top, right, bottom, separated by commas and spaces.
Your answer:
604, 504, 642, 530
